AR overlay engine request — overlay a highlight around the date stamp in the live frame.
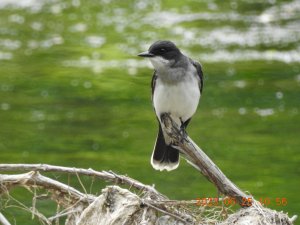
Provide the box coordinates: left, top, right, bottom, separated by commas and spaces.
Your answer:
195, 197, 288, 207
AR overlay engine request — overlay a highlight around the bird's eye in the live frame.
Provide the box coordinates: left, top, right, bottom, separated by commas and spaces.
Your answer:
160, 48, 166, 52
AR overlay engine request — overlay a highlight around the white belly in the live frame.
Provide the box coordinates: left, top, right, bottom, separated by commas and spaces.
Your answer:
153, 76, 200, 125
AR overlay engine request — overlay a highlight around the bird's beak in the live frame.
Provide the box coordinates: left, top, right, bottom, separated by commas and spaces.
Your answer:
138, 51, 154, 58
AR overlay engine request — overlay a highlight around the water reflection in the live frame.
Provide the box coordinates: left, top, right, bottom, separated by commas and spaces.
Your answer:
85, 36, 106, 48
255, 108, 275, 117
238, 107, 247, 115
198, 49, 300, 63
0, 0, 299, 66
0, 39, 21, 50
0, 51, 12, 60
1, 103, 10, 111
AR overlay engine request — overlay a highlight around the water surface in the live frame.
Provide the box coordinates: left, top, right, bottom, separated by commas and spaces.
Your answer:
0, 0, 299, 224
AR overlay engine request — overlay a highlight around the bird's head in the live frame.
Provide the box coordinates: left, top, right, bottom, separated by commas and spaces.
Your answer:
138, 40, 182, 70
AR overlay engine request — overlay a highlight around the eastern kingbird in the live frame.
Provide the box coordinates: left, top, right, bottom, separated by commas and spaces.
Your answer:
138, 40, 204, 171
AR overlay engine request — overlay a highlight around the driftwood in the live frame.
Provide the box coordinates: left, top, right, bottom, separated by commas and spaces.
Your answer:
0, 166, 213, 224
0, 165, 297, 224
0, 115, 297, 224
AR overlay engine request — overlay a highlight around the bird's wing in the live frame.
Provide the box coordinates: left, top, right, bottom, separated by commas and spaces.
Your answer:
190, 59, 204, 94
151, 70, 158, 98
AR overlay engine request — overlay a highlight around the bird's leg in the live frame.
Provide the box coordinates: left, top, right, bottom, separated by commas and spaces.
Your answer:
179, 117, 188, 139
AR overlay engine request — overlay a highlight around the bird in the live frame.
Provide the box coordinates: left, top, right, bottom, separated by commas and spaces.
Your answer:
138, 40, 204, 171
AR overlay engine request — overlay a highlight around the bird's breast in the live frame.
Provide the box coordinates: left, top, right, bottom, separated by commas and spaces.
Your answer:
153, 75, 200, 123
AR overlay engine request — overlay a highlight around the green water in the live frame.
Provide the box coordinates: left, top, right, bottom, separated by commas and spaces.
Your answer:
0, 0, 299, 224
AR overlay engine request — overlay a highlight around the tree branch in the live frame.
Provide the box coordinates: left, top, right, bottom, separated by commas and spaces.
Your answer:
160, 113, 252, 206
0, 171, 95, 206
0, 164, 165, 200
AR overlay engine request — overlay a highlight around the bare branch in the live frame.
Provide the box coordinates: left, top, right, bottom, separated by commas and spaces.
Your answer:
160, 113, 252, 206
0, 171, 95, 206
0, 164, 164, 200
0, 212, 11, 225
141, 200, 191, 224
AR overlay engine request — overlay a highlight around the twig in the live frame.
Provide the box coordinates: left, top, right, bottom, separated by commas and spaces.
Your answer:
75, 171, 88, 197
148, 198, 222, 206
0, 164, 164, 200
0, 212, 11, 225
48, 209, 80, 222
142, 200, 192, 224
2, 193, 51, 225
0, 171, 95, 205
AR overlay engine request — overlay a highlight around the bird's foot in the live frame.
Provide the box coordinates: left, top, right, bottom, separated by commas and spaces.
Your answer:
179, 126, 188, 141
179, 118, 188, 142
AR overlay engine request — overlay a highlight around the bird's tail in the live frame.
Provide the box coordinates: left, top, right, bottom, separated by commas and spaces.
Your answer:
151, 124, 179, 171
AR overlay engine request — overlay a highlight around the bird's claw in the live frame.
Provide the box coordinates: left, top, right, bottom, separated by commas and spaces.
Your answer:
179, 127, 188, 141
